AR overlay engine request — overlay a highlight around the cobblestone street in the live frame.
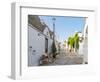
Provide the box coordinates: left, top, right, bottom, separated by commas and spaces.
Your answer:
48, 48, 84, 65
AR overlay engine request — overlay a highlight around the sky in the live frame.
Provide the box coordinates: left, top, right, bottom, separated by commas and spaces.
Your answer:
39, 15, 86, 42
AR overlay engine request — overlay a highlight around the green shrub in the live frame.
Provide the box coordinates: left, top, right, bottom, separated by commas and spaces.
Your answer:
51, 41, 57, 58
68, 33, 79, 51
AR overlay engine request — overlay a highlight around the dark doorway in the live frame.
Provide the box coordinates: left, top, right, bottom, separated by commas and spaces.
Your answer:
45, 38, 48, 53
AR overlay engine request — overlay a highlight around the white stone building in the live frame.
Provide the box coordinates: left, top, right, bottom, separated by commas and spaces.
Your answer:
78, 18, 88, 64
83, 18, 88, 64
28, 15, 56, 66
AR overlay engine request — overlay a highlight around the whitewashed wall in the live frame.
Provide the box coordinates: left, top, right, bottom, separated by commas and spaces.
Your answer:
83, 18, 88, 63
28, 25, 45, 66
83, 38, 88, 63
43, 27, 50, 37
43, 27, 53, 54
78, 18, 88, 63
78, 42, 84, 55
28, 25, 53, 66
48, 38, 53, 54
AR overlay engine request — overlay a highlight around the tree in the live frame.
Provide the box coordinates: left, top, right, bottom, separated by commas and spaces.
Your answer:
70, 37, 75, 49
68, 37, 71, 46
68, 33, 79, 53
74, 33, 79, 50
68, 37, 74, 52
51, 41, 57, 58
58, 42, 61, 54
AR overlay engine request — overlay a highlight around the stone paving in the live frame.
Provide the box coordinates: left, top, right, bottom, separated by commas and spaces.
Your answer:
48, 48, 84, 65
